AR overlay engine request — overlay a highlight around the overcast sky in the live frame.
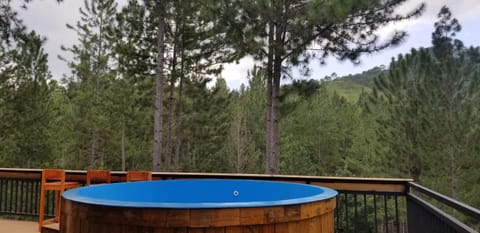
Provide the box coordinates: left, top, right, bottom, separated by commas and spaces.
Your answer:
16, 0, 480, 89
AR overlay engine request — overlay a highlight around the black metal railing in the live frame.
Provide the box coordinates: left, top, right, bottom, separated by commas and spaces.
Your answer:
0, 168, 478, 233
335, 191, 407, 233
407, 182, 480, 233
0, 178, 55, 218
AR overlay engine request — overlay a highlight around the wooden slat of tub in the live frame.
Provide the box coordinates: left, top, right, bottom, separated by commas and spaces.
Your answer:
300, 198, 336, 219
283, 205, 301, 222
262, 224, 275, 233
190, 209, 216, 227
298, 218, 308, 233
309, 216, 321, 233
141, 208, 167, 227
320, 212, 334, 233
275, 222, 289, 233
165, 209, 190, 227
214, 209, 240, 227
225, 226, 244, 233
204, 227, 226, 233
240, 208, 265, 225
189, 228, 208, 233
61, 198, 337, 232
264, 206, 285, 224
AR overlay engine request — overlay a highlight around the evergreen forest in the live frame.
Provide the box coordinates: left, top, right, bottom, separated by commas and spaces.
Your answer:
0, 0, 479, 209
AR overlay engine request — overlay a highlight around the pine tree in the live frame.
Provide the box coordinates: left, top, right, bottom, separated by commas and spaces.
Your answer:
373, 50, 430, 181
219, 0, 425, 174
424, 7, 479, 199
228, 66, 266, 173
372, 7, 480, 191
0, 31, 52, 167
109, 0, 157, 171
61, 0, 118, 169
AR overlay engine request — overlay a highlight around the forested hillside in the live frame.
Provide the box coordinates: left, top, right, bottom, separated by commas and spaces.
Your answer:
0, 1, 479, 208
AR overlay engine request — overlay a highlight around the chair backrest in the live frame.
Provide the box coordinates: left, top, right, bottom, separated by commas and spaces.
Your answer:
86, 170, 111, 185
126, 171, 152, 182
42, 169, 65, 183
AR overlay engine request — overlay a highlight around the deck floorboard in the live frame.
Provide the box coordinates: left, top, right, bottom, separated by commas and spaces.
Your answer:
0, 219, 37, 233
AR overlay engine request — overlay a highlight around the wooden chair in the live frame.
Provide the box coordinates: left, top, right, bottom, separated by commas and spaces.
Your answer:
126, 171, 152, 182
39, 169, 80, 231
86, 170, 111, 185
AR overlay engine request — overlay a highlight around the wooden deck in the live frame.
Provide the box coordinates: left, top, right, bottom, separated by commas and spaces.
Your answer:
0, 219, 37, 233
0, 219, 59, 233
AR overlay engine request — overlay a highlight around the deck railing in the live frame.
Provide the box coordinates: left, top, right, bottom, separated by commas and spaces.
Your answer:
0, 168, 478, 233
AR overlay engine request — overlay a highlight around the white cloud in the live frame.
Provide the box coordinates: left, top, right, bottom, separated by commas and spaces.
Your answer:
14, 0, 480, 90
221, 57, 256, 90
16, 0, 84, 79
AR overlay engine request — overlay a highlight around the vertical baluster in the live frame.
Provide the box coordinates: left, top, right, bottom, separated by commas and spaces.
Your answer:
51, 189, 56, 217
18, 180, 22, 214
354, 194, 358, 233
335, 194, 340, 232
20, 180, 25, 214
363, 194, 368, 232
27, 180, 32, 215
374, 193, 378, 233
34, 180, 39, 215
0, 179, 4, 212
25, 180, 31, 215
24, 180, 29, 214
9, 179, 14, 213
27, 180, 35, 216
14, 179, 19, 214
395, 195, 400, 233
49, 190, 55, 217
384, 195, 389, 233
345, 193, 349, 233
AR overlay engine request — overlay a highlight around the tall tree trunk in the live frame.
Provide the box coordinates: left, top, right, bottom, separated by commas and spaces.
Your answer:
89, 130, 96, 169
265, 22, 274, 174
233, 105, 244, 173
271, 49, 282, 175
165, 47, 177, 171
173, 66, 184, 171
121, 121, 125, 171
450, 148, 458, 199
266, 21, 283, 175
153, 1, 165, 172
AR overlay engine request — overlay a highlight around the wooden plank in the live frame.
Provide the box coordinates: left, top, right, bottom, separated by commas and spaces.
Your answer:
204, 227, 226, 233
274, 222, 289, 233
300, 199, 336, 225
0, 168, 411, 194
260, 224, 275, 233
320, 212, 334, 233
240, 208, 265, 225
263, 206, 284, 224
141, 208, 167, 227
225, 226, 244, 233
41, 223, 59, 233
311, 181, 406, 193
190, 209, 216, 227
214, 208, 240, 227
283, 205, 301, 221
165, 209, 190, 228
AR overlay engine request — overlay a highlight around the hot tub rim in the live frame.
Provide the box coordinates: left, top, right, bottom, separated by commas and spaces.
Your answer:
62, 179, 338, 209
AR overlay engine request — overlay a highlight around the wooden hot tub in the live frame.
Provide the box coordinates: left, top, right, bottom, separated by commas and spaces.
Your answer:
61, 179, 337, 233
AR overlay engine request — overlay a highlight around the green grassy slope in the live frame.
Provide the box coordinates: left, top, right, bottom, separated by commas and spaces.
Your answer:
325, 79, 371, 102
323, 66, 385, 102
